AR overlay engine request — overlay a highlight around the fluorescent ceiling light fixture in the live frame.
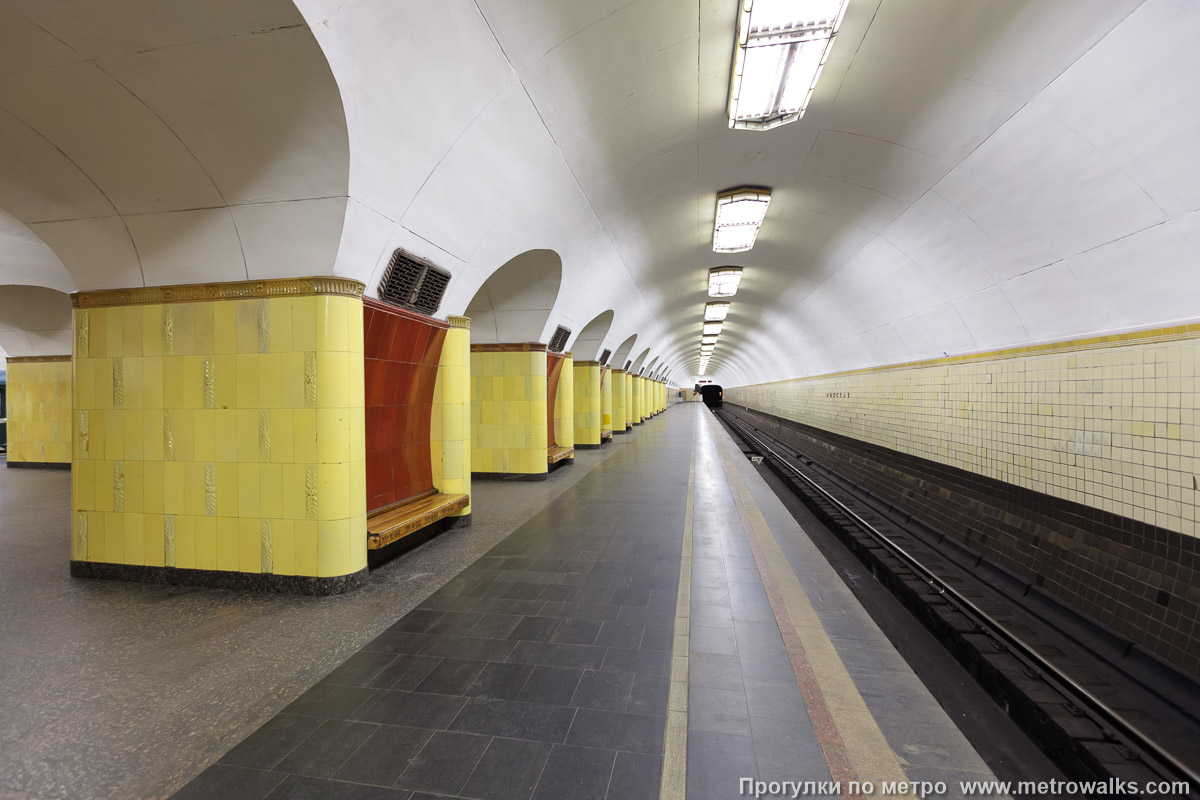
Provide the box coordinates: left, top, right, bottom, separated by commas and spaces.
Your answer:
701, 335, 719, 346
703, 322, 723, 336
700, 345, 716, 354
713, 189, 770, 253
704, 302, 731, 322
708, 267, 744, 297
727, 0, 850, 130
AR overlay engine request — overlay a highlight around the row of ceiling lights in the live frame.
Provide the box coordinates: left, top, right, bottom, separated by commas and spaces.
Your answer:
697, 0, 849, 377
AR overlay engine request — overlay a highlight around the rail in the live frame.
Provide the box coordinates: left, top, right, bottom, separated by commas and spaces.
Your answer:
718, 409, 1200, 791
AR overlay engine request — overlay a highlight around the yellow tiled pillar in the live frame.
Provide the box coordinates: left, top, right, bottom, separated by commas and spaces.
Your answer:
611, 369, 628, 435
628, 371, 638, 429
4, 356, 72, 468
68, 278, 369, 594
573, 360, 602, 448
431, 316, 472, 518
632, 375, 643, 425
599, 366, 613, 442
470, 344, 549, 479
555, 353, 574, 456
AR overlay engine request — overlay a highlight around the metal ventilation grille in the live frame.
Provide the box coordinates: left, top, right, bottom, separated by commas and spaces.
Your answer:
625, 360, 632, 370
600, 349, 612, 365
378, 249, 451, 316
411, 266, 449, 315
548, 325, 571, 353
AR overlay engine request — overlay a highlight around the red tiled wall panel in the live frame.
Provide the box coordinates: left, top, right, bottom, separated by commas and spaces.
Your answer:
363, 298, 448, 513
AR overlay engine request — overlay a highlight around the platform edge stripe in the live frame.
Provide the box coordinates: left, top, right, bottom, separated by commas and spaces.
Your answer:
707, 413, 912, 795
660, 416, 696, 800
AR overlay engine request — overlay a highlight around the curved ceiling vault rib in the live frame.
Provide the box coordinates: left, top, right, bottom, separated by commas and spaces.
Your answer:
0, 0, 350, 294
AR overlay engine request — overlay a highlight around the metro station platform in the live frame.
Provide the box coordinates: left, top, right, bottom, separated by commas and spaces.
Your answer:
0, 404, 1000, 800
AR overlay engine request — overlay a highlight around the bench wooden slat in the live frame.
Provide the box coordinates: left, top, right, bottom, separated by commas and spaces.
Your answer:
366, 492, 469, 550
547, 445, 574, 464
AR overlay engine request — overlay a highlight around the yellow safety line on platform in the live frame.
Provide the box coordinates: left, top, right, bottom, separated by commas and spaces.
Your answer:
660, 417, 696, 800
707, 413, 911, 795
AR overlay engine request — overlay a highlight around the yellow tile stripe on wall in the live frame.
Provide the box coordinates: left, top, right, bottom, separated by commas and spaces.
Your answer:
726, 331, 1200, 538
5, 357, 72, 464
71, 292, 367, 578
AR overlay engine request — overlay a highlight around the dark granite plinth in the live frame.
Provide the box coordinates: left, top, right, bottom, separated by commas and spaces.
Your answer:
6, 461, 71, 470
613, 428, 630, 435
575, 443, 603, 450
70, 560, 369, 595
471, 471, 550, 482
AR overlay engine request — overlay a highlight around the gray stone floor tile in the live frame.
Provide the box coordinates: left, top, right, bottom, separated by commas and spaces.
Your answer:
686, 732, 758, 800
748, 715, 827, 782
689, 652, 745, 691
689, 686, 752, 735
530, 744, 616, 800
691, 625, 738, 656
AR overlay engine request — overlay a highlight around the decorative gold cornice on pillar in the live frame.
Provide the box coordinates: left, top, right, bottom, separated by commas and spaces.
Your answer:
611, 368, 626, 374
71, 277, 366, 309
575, 360, 602, 367
448, 316, 471, 329
5, 354, 71, 363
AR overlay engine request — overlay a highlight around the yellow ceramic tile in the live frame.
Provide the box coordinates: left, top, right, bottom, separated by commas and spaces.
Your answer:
317, 462, 350, 520
291, 296, 317, 353
176, 515, 198, 569
123, 513, 144, 565
143, 514, 165, 567
272, 519, 296, 575
239, 518, 262, 573
260, 463, 283, 518
269, 298, 294, 354
258, 353, 283, 409
215, 462, 239, 518
316, 518, 351, 577
234, 299, 259, 354
293, 409, 318, 464
281, 352, 306, 409
213, 354, 236, 410
316, 409, 350, 464
163, 462, 185, 515
216, 518, 240, 571
316, 352, 349, 408
142, 357, 164, 409
294, 521, 318, 576
236, 354, 260, 410
143, 462, 164, 515
319, 296, 350, 353
237, 463, 261, 518
194, 520, 218, 568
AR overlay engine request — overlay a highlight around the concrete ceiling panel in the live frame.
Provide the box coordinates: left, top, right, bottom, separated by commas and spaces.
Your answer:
123, 209, 247, 287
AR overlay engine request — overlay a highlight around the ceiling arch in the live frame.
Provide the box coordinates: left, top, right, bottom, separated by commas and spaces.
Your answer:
611, 334, 638, 371
465, 249, 563, 344
571, 310, 615, 362
0, 0, 349, 292
0, 285, 72, 357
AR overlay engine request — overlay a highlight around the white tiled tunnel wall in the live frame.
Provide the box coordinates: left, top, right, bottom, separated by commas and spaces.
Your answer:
726, 332, 1200, 539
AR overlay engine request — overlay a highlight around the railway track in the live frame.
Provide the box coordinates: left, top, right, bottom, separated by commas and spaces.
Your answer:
715, 406, 1200, 797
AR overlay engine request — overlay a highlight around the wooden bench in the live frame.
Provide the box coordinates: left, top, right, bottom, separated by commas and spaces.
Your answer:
366, 490, 470, 550
547, 445, 574, 464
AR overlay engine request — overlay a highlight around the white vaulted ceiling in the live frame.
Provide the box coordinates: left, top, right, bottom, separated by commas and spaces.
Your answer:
0, 0, 349, 292
3, 0, 1199, 386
